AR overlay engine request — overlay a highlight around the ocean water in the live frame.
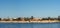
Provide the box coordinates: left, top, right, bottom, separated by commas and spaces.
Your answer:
0, 23, 60, 28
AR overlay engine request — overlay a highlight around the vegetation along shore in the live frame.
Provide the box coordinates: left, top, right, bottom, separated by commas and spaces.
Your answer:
0, 16, 60, 23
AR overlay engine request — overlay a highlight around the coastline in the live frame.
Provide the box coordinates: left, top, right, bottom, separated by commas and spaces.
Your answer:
0, 20, 59, 23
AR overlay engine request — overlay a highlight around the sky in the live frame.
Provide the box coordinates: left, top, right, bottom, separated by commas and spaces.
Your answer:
0, 0, 60, 18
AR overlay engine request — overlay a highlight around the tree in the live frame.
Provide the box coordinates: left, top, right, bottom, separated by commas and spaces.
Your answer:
48, 17, 51, 20
24, 17, 30, 21
58, 16, 60, 21
30, 16, 34, 20
42, 18, 48, 20
3, 18, 10, 21
0, 18, 1, 21
12, 18, 16, 21
12, 17, 22, 21
16, 17, 22, 21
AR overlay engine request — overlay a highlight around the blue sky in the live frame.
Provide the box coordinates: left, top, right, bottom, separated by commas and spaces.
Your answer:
0, 0, 60, 18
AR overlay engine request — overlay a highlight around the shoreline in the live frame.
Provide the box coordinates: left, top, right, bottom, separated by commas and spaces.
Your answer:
0, 20, 59, 23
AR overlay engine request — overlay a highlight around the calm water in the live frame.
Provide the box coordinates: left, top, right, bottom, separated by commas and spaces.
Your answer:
0, 23, 60, 28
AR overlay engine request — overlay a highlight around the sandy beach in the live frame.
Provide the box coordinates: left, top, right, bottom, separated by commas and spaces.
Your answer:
0, 20, 59, 23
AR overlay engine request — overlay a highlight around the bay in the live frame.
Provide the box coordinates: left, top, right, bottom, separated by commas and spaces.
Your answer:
0, 23, 60, 28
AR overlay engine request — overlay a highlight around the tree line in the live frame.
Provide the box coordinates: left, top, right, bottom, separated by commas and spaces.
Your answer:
0, 16, 60, 21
